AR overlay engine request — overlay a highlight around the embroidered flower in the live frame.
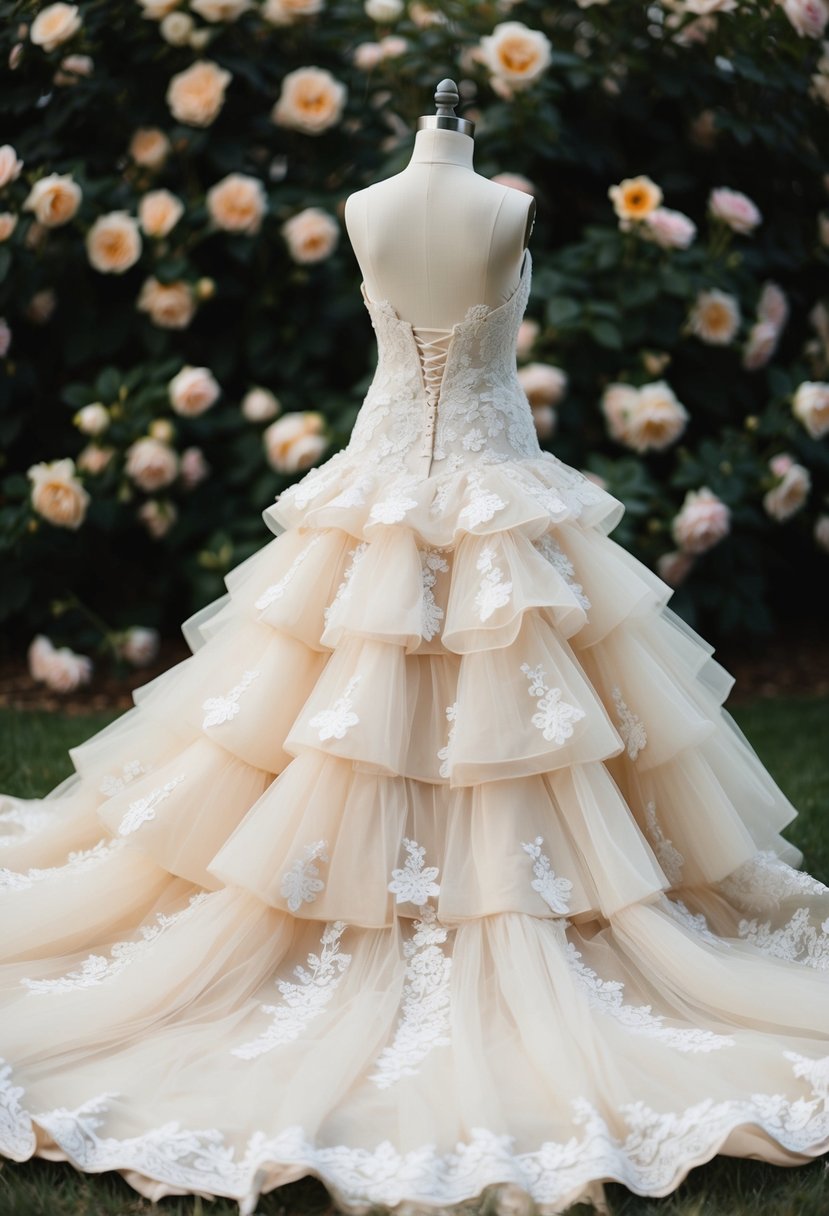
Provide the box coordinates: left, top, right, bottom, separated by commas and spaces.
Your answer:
117, 775, 185, 835
323, 543, 368, 626
308, 675, 361, 741
644, 800, 684, 887
520, 663, 585, 745
255, 536, 323, 610
458, 473, 506, 529
369, 482, 418, 524
521, 836, 573, 914
388, 837, 440, 905
473, 544, 513, 621
419, 548, 449, 641
612, 685, 647, 760
437, 702, 457, 780
280, 840, 329, 913
533, 533, 591, 611
202, 669, 260, 729
99, 759, 145, 798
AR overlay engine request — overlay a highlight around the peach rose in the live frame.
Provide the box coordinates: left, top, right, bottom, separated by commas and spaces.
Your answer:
76, 444, 114, 475
137, 499, 178, 538
53, 52, 94, 84
782, 0, 829, 36
792, 380, 829, 438
27, 457, 90, 529
0, 319, 11, 358
600, 382, 639, 443
263, 411, 327, 472
379, 34, 407, 57
137, 277, 196, 328
365, 0, 403, 18
86, 211, 143, 274
608, 175, 663, 222
516, 318, 539, 359
708, 187, 762, 234
167, 60, 232, 127
137, 0, 179, 17
0, 213, 18, 242
129, 127, 171, 170
180, 446, 210, 489
23, 172, 82, 227
671, 487, 731, 555
28, 635, 92, 693
763, 454, 811, 521
479, 21, 552, 89
119, 626, 160, 666
656, 549, 695, 587
688, 289, 741, 345
168, 365, 221, 416
353, 42, 383, 70
281, 207, 339, 263
272, 66, 347, 135
242, 387, 281, 421
262, 0, 324, 23
73, 403, 109, 435
30, 3, 82, 52
206, 173, 266, 235
191, 0, 252, 19
642, 207, 697, 249
160, 12, 194, 44
622, 381, 689, 453
139, 189, 184, 238
517, 362, 567, 407
0, 145, 23, 188
125, 437, 179, 491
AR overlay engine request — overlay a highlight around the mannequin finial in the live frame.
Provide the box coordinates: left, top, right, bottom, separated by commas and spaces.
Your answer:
416, 78, 475, 138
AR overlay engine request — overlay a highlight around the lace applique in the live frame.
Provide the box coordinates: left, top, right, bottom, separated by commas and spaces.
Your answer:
202, 669, 260, 729
99, 759, 145, 798
280, 841, 329, 913
738, 907, 829, 969
785, 1051, 829, 1100
368, 479, 419, 525
0, 838, 121, 890
564, 939, 736, 1053
717, 850, 829, 913
419, 548, 449, 641
644, 801, 684, 887
521, 836, 573, 914
254, 536, 323, 611
0, 801, 51, 845
437, 702, 458, 780
328, 474, 376, 511
117, 775, 185, 836
324, 542, 368, 626
533, 534, 591, 612
308, 675, 362, 741
458, 472, 506, 529
21, 893, 211, 993
520, 663, 586, 745
280, 459, 343, 511
388, 837, 441, 906
231, 921, 350, 1060
0, 1059, 34, 1156
612, 685, 647, 761
473, 545, 513, 621
666, 899, 723, 947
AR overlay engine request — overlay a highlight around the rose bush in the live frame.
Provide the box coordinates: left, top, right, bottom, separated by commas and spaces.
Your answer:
0, 0, 828, 664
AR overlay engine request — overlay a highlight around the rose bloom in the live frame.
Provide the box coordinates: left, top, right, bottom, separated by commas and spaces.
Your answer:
180, 446, 210, 489
137, 277, 196, 329
137, 498, 178, 538
28, 634, 56, 681
74, 402, 109, 435
28, 635, 92, 693
608, 175, 663, 223
763, 454, 811, 521
379, 34, 407, 57
516, 318, 539, 359
814, 513, 829, 552
125, 437, 179, 491
206, 173, 266, 235
264, 411, 327, 473
353, 42, 383, 70
23, 172, 82, 227
365, 0, 403, 19
168, 365, 221, 416
242, 387, 281, 422
688, 289, 741, 345
708, 187, 762, 234
137, 0, 179, 17
139, 189, 184, 238
622, 381, 689, 453
531, 403, 556, 441
263, 0, 324, 23
479, 21, 552, 88
30, 3, 81, 51
167, 60, 232, 127
0, 213, 18, 242
0, 145, 23, 188
25, 289, 57, 324
782, 0, 829, 36
281, 207, 339, 263
119, 626, 160, 667
86, 211, 143, 274
742, 320, 780, 371
27, 457, 90, 529
671, 487, 731, 555
600, 382, 639, 443
129, 127, 171, 170
757, 281, 789, 329
0, 318, 11, 358
272, 66, 347, 135
792, 380, 829, 438
54, 52, 94, 84
656, 549, 695, 588
517, 362, 567, 408
76, 444, 114, 475
409, 2, 447, 26
641, 207, 697, 249
160, 12, 194, 44
191, 0, 252, 19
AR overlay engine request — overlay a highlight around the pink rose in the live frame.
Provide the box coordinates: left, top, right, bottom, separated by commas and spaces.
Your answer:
28, 635, 92, 692
671, 486, 731, 554
708, 187, 762, 235
656, 549, 695, 587
763, 456, 811, 521
125, 437, 179, 491
180, 446, 210, 489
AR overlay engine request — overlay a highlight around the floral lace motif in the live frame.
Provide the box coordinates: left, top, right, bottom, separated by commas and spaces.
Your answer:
419, 548, 449, 641
117, 775, 185, 836
308, 676, 361, 742
368, 477, 419, 525
0, 838, 122, 890
0, 800, 52, 846
231, 922, 351, 1060
99, 759, 145, 798
255, 536, 323, 611
473, 545, 513, 622
612, 685, 647, 761
323, 543, 368, 627
665, 899, 723, 947
717, 850, 829, 913
202, 669, 260, 729
520, 664, 585, 745
738, 907, 829, 969
388, 837, 441, 907
644, 801, 684, 887
20, 893, 211, 993
458, 471, 506, 529
533, 534, 591, 611
437, 702, 458, 780
280, 841, 329, 914
521, 836, 573, 914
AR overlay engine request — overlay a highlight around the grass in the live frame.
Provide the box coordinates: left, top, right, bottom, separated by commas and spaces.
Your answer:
0, 696, 827, 1216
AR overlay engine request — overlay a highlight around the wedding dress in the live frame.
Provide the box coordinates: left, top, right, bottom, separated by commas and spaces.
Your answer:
1, 245, 828, 1216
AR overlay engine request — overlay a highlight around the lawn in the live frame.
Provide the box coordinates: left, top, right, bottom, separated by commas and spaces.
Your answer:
0, 696, 827, 1216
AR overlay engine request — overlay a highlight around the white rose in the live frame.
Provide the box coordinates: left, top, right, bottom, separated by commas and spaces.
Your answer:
782, 0, 829, 36
168, 365, 221, 416
137, 499, 178, 538
30, 3, 82, 51
34, 638, 93, 693
272, 66, 347, 135
86, 211, 143, 274
641, 206, 697, 249
671, 487, 731, 554
479, 21, 552, 88
688, 288, 741, 345
28, 634, 57, 681
0, 145, 23, 188
191, 0, 252, 19
74, 403, 109, 435
167, 60, 232, 127
125, 437, 179, 491
0, 214, 18, 242
160, 12, 195, 44
206, 173, 266, 235
763, 455, 811, 521
0, 318, 11, 358
138, 189, 184, 238
180, 446, 210, 489
708, 187, 762, 234
517, 362, 567, 407
353, 42, 383, 70
27, 457, 90, 529
119, 626, 160, 666
622, 381, 689, 453
23, 172, 82, 227
263, 411, 327, 472
137, 277, 196, 328
129, 127, 172, 170
262, 0, 324, 23
242, 387, 281, 421
792, 380, 829, 438
365, 0, 403, 18
281, 207, 339, 264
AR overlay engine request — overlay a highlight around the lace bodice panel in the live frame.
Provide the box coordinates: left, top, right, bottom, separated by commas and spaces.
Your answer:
348, 249, 540, 479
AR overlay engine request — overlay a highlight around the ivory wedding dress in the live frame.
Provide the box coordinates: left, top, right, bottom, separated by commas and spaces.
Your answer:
1, 246, 828, 1216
